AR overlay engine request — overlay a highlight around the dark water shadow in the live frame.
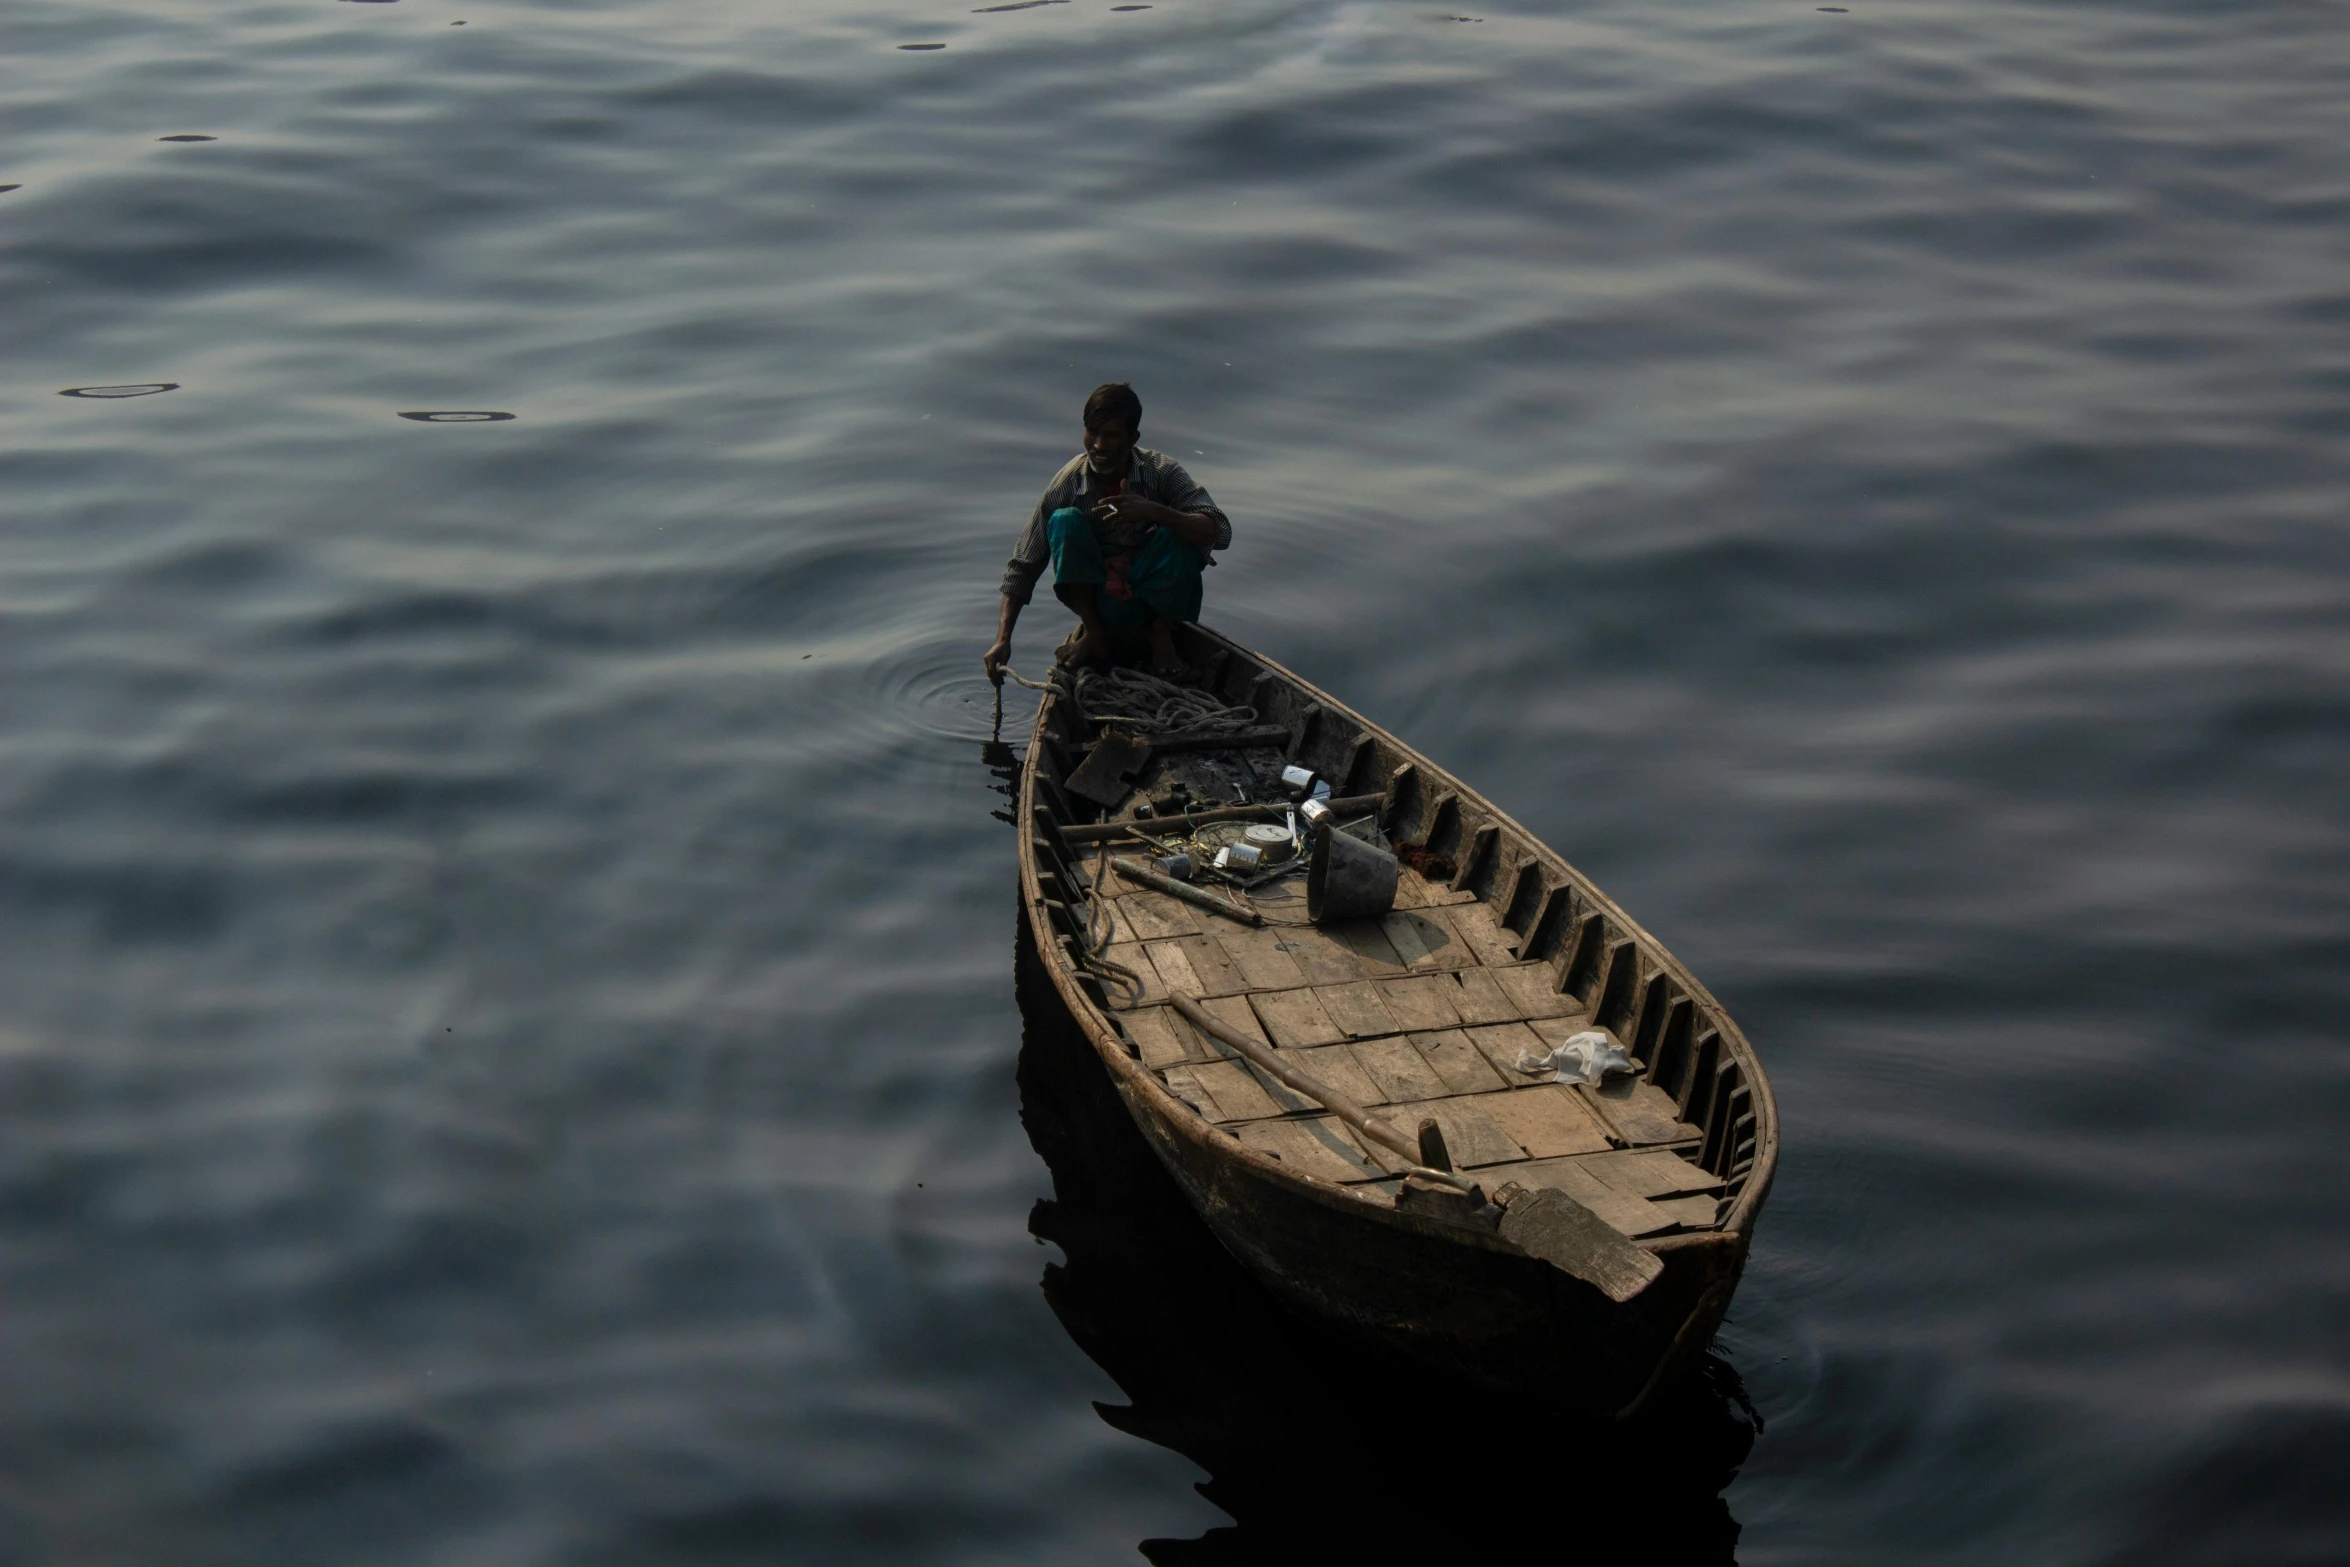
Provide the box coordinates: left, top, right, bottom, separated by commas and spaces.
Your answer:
1011, 920, 1756, 1563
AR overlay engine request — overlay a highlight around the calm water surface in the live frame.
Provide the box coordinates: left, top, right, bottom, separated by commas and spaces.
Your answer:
5, 0, 2348, 1561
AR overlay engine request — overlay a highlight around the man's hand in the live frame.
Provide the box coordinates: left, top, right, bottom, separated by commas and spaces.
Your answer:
983, 637, 1011, 688
1097, 494, 1218, 549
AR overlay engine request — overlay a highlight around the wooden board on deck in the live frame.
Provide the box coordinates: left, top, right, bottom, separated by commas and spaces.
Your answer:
1380, 974, 1464, 1031
1234, 1116, 1390, 1184
1493, 965, 1580, 1019
1313, 981, 1400, 1040
1250, 987, 1347, 1050
1448, 967, 1521, 1026
1191, 1059, 1289, 1122
1582, 1148, 1723, 1199
1328, 920, 1410, 979
1120, 1006, 1202, 1069
1349, 1036, 1452, 1104
1115, 891, 1201, 942
1215, 926, 1308, 990
1409, 1030, 1509, 1095
1402, 1097, 1525, 1169
1477, 1085, 1615, 1157
1503, 1156, 1680, 1238
1291, 1042, 1389, 1108
1462, 1021, 1552, 1083
1445, 899, 1524, 967
1380, 909, 1479, 972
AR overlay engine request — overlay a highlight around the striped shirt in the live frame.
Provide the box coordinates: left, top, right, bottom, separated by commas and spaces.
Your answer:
999, 448, 1232, 605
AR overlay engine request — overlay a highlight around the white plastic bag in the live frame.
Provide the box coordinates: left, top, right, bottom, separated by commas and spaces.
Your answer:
1513, 1030, 1633, 1086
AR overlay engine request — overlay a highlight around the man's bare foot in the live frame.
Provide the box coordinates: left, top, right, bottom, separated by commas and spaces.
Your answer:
1146, 618, 1187, 680
1057, 624, 1111, 669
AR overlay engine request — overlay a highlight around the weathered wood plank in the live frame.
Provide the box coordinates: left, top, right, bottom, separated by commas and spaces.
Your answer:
1192, 1059, 1288, 1122
1170, 933, 1248, 997
1409, 1030, 1510, 1095
1276, 927, 1373, 986
1402, 1098, 1524, 1168
1379, 908, 1479, 972
1448, 967, 1520, 1026
1249, 987, 1348, 1050
1158, 1064, 1225, 1120
1581, 1148, 1724, 1199
1170, 993, 1273, 1055
1503, 1156, 1678, 1238
1379, 974, 1464, 1032
1350, 1036, 1452, 1103
1578, 1078, 1700, 1146
1647, 1194, 1722, 1230
1493, 964, 1581, 1019
1495, 1187, 1665, 1303
1461, 1021, 1553, 1082
1328, 919, 1410, 979
1477, 1086, 1615, 1157
1121, 1007, 1197, 1069
1121, 891, 1201, 941
1234, 1116, 1390, 1184
1445, 899, 1524, 967
1292, 1043, 1388, 1107
1313, 981, 1400, 1040
1145, 940, 1204, 1002
1214, 927, 1308, 990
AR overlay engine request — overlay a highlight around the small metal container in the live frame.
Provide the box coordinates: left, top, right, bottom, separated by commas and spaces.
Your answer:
1161, 852, 1194, 881
1300, 797, 1333, 828
1212, 843, 1263, 871
1280, 764, 1317, 794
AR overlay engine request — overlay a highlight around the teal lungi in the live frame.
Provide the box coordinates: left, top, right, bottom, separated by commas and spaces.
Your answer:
1047, 506, 1205, 657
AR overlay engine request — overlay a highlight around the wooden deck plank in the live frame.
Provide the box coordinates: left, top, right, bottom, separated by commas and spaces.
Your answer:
1169, 993, 1273, 1057
1445, 899, 1524, 967
1399, 1098, 1525, 1169
1313, 981, 1400, 1040
1214, 926, 1308, 990
1249, 987, 1348, 1050
1234, 1116, 1390, 1184
1350, 1036, 1451, 1104
1476, 1086, 1615, 1157
1379, 908, 1479, 972
1120, 891, 1201, 941
1158, 1064, 1224, 1120
1582, 1149, 1724, 1199
1173, 934, 1249, 998
1277, 928, 1374, 987
1191, 1060, 1288, 1122
1328, 919, 1410, 978
1577, 1079, 1700, 1146
1379, 974, 1464, 1032
1145, 940, 1204, 1002
1292, 1043, 1388, 1107
1461, 1021, 1553, 1082
1448, 967, 1520, 1026
1493, 965, 1581, 1019
1120, 1007, 1197, 1069
1502, 1157, 1678, 1238
1409, 1030, 1510, 1095
1648, 1194, 1723, 1230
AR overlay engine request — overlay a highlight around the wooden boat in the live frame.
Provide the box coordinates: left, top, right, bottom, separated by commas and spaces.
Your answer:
1015, 624, 1778, 1417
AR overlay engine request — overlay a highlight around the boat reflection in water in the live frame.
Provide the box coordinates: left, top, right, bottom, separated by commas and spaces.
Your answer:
1013, 920, 1758, 1563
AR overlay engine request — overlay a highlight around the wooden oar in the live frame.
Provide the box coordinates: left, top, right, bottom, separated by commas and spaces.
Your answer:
1167, 993, 1664, 1304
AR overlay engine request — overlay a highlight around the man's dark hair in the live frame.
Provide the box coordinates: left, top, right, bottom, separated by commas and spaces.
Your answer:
1083, 382, 1143, 434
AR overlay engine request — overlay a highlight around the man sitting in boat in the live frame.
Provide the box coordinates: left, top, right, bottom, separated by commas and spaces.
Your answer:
982, 382, 1231, 685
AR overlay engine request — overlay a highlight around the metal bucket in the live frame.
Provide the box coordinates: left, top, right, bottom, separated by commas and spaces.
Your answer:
1307, 821, 1400, 923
